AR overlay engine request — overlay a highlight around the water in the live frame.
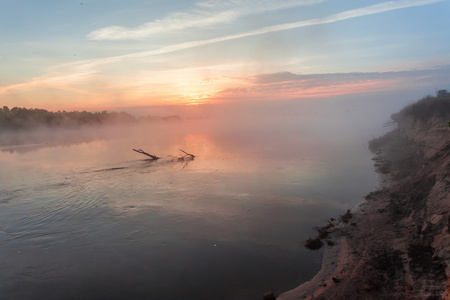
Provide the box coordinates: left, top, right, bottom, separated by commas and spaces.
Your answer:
0, 111, 380, 300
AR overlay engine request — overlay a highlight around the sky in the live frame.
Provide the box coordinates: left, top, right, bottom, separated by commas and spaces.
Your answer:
1, 0, 450, 111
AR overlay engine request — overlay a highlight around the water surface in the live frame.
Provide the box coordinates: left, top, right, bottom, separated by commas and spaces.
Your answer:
0, 112, 380, 299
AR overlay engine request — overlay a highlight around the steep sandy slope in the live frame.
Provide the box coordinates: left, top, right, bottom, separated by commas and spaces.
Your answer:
279, 97, 450, 300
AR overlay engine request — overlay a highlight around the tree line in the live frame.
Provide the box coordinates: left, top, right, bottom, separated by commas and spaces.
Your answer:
0, 106, 181, 131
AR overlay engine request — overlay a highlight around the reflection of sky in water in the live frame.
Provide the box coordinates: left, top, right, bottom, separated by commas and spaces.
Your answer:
0, 114, 379, 300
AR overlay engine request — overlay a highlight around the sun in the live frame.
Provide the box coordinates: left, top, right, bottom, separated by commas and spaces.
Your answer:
181, 92, 216, 105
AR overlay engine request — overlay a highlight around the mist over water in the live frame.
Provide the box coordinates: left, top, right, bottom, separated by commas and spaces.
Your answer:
0, 97, 404, 299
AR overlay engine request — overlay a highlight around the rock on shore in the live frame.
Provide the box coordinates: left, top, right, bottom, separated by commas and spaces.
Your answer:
279, 96, 450, 300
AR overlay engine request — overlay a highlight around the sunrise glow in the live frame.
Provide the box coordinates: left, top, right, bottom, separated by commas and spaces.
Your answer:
1, 0, 450, 111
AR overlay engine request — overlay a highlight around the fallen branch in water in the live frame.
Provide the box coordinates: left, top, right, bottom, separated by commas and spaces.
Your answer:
133, 149, 195, 163
169, 149, 195, 162
179, 149, 195, 158
132, 149, 160, 160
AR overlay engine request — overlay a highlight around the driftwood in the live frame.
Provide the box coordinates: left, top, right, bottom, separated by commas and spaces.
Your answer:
132, 149, 160, 160
133, 149, 195, 162
169, 149, 195, 162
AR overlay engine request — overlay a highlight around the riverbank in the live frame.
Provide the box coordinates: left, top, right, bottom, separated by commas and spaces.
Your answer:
279, 96, 450, 299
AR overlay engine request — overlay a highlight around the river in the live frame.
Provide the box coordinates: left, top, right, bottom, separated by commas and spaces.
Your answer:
0, 107, 381, 299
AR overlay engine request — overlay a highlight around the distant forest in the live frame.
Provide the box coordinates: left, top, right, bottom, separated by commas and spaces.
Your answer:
0, 106, 181, 131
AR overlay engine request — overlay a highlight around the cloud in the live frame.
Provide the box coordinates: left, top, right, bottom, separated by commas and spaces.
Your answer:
249, 71, 407, 86
87, 10, 238, 41
87, 0, 443, 41
84, 0, 445, 58
87, 0, 326, 41
223, 0, 445, 39
218, 68, 448, 99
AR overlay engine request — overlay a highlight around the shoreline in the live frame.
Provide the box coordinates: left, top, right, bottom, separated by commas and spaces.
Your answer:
278, 97, 450, 299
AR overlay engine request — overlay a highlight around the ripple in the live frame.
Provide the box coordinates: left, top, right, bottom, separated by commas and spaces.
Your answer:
0, 188, 26, 204
92, 167, 128, 172
5, 230, 73, 242
18, 262, 66, 281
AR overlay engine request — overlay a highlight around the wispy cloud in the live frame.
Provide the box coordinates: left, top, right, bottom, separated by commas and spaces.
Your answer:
218, 68, 446, 100
215, 0, 445, 40
87, 0, 326, 41
245, 70, 435, 88
87, 0, 443, 41
195, 0, 323, 10
87, 10, 237, 41
86, 0, 445, 62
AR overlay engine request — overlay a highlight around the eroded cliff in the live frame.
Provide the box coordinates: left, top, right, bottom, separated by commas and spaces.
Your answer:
279, 96, 450, 300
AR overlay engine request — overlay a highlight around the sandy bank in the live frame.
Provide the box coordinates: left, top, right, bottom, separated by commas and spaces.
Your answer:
279, 97, 450, 300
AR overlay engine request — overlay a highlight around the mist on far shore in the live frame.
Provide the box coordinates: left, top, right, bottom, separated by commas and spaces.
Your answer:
0, 89, 431, 157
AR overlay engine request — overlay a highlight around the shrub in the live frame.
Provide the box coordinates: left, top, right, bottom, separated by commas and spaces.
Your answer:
340, 210, 353, 224
305, 237, 324, 250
